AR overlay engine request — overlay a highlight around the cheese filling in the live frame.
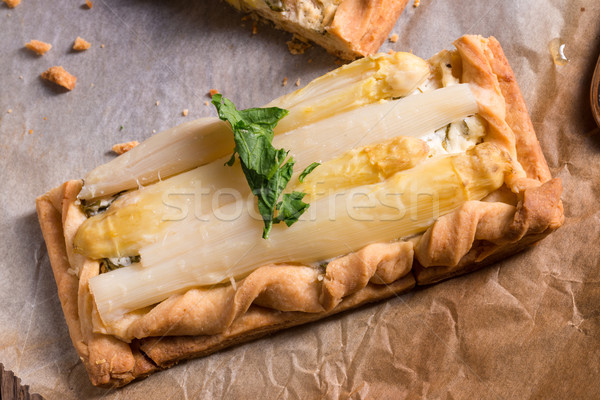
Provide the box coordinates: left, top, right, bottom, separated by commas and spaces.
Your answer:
226, 0, 342, 32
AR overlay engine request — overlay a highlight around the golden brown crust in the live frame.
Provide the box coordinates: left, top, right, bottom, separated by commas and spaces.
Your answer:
111, 141, 139, 155
328, 0, 410, 58
25, 40, 52, 55
486, 37, 552, 183
73, 37, 91, 51
36, 185, 88, 359
40, 66, 77, 91
413, 178, 564, 285
36, 35, 564, 387
3, 0, 21, 8
37, 182, 156, 387
139, 275, 416, 367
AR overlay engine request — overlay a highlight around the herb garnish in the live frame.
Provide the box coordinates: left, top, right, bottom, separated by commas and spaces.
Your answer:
299, 162, 320, 183
211, 95, 315, 239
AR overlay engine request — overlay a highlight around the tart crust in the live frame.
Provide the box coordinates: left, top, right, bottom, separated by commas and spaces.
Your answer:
231, 0, 410, 60
36, 35, 563, 387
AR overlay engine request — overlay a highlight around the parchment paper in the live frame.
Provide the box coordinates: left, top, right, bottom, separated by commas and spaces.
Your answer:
1, 0, 599, 398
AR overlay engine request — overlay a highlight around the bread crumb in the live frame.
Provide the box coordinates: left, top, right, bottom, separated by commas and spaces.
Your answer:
73, 37, 91, 51
204, 101, 210, 106
308, 59, 312, 63
3, 0, 21, 8
112, 141, 139, 155
29, 129, 33, 134
209, 89, 219, 96
43, 117, 47, 120
7, 109, 12, 114
387, 49, 395, 55
155, 100, 160, 106
41, 66, 77, 90
389, 33, 399, 43
286, 35, 311, 55
95, 359, 107, 365
19, 75, 23, 80
581, 7, 585, 11
25, 40, 52, 55
282, 77, 288, 86
100, 44, 105, 48
90, 83, 94, 87
295, 78, 300, 87
252, 21, 258, 35
414, 0, 420, 7
85, 0, 93, 8
152, 130, 156, 133
182, 109, 188, 116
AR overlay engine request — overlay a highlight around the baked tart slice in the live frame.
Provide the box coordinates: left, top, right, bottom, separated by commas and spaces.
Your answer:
225, 0, 410, 59
36, 35, 563, 387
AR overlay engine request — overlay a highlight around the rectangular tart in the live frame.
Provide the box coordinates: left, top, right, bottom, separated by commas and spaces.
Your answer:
36, 35, 564, 387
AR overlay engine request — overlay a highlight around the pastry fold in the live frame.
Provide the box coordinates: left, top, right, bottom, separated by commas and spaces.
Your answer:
36, 35, 563, 387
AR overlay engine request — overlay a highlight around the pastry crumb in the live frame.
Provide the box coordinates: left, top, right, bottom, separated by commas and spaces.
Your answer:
25, 40, 52, 55
580, 7, 585, 11
308, 59, 312, 63
204, 101, 210, 106
295, 78, 300, 87
182, 109, 188, 116
3, 0, 21, 8
95, 359, 106, 365
90, 83, 94, 87
414, 0, 420, 7
152, 129, 156, 133
155, 100, 160, 106
19, 75, 23, 80
387, 49, 395, 55
41, 66, 77, 90
28, 129, 33, 134
112, 141, 139, 155
85, 0, 93, 8
100, 44, 105, 48
282, 76, 288, 86
286, 35, 311, 55
252, 21, 258, 35
389, 33, 399, 43
209, 89, 219, 96
7, 109, 12, 114
73, 37, 91, 51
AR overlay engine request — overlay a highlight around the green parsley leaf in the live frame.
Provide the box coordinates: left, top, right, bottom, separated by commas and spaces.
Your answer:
274, 191, 310, 226
299, 162, 320, 183
212, 94, 311, 239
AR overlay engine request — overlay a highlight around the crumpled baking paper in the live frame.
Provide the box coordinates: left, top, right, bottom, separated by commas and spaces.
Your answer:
0, 0, 598, 398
